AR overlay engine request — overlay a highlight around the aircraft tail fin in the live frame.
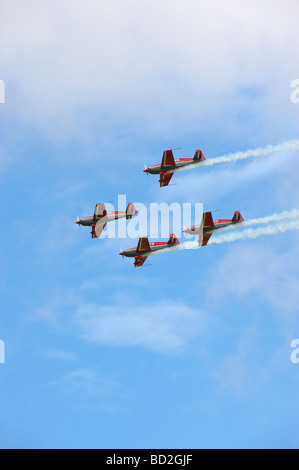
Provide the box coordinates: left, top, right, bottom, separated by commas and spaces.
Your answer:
193, 149, 206, 162
232, 211, 244, 223
167, 233, 180, 246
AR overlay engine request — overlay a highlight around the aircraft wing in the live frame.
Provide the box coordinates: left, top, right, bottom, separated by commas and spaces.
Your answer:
134, 255, 148, 267
161, 150, 175, 169
137, 236, 151, 252
198, 232, 212, 246
159, 172, 173, 187
91, 222, 107, 239
93, 203, 107, 221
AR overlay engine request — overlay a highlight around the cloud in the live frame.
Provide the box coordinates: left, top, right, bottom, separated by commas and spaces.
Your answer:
32, 289, 77, 326
75, 300, 209, 353
43, 349, 77, 361
32, 284, 212, 353
205, 240, 299, 335
1, 0, 298, 139
0, 147, 14, 177
213, 329, 271, 397
48, 368, 128, 411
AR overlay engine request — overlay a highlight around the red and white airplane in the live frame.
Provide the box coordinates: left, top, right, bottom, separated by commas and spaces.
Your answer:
143, 149, 206, 187
119, 234, 180, 267
76, 202, 138, 238
183, 211, 244, 246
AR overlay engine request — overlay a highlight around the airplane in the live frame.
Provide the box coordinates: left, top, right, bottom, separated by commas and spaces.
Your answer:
119, 234, 180, 267
76, 202, 138, 238
143, 149, 206, 187
183, 211, 244, 246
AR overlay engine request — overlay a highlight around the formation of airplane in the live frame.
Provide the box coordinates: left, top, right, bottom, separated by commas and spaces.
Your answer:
183, 210, 244, 246
143, 149, 206, 187
119, 234, 180, 267
76, 202, 137, 238
75, 148, 247, 266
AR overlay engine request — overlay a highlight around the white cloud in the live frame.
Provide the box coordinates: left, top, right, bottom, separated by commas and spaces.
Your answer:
32, 286, 212, 353
0, 147, 14, 176
48, 368, 128, 411
75, 300, 209, 353
213, 329, 271, 397
205, 240, 299, 336
1, 0, 298, 139
44, 348, 77, 361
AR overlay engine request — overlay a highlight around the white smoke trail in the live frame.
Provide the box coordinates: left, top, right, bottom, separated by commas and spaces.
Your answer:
203, 139, 299, 167
242, 209, 299, 227
148, 240, 197, 256
210, 209, 299, 234
172, 139, 299, 173
208, 219, 299, 246
150, 219, 299, 256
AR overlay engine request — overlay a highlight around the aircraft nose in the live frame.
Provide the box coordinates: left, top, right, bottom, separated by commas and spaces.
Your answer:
76, 220, 81, 225
119, 251, 124, 256
143, 168, 148, 173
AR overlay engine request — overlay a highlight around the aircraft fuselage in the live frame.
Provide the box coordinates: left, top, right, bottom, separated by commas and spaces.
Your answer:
77, 212, 127, 226
184, 220, 241, 235
146, 158, 202, 175
121, 242, 169, 258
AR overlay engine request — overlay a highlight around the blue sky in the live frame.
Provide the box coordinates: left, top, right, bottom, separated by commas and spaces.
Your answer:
0, 1, 299, 449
